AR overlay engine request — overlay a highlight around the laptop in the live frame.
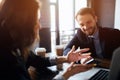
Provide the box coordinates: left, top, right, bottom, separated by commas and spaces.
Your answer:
89, 47, 120, 80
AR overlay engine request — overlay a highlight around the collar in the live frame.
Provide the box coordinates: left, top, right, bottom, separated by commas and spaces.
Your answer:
88, 28, 99, 39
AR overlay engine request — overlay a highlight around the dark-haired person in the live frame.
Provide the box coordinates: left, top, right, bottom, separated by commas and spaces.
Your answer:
0, 0, 95, 80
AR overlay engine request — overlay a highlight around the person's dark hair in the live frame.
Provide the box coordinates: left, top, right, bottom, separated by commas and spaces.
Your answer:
75, 7, 95, 20
0, 0, 40, 56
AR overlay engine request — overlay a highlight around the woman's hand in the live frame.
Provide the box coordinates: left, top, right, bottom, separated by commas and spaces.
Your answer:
63, 62, 96, 80
66, 46, 91, 63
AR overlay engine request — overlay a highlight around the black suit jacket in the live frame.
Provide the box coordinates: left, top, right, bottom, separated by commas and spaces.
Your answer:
63, 27, 120, 59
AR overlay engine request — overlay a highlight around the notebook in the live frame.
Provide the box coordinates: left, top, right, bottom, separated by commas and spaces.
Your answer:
89, 47, 120, 80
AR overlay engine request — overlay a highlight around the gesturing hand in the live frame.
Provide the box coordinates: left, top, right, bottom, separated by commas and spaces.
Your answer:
67, 46, 91, 63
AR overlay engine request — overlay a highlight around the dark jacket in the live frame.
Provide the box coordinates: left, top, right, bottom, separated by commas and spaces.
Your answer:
0, 26, 54, 80
0, 48, 52, 80
63, 27, 120, 59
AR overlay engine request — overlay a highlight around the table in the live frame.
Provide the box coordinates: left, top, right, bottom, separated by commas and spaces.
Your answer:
48, 63, 109, 80
46, 52, 110, 80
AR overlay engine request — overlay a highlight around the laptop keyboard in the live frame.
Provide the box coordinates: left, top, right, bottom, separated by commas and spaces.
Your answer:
89, 69, 109, 80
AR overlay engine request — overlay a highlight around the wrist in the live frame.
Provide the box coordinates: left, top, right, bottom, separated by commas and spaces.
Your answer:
64, 56, 68, 63
62, 71, 71, 80
62, 67, 74, 80
56, 56, 68, 64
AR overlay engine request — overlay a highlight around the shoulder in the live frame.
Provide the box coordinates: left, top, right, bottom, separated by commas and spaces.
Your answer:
76, 28, 81, 33
99, 27, 120, 33
114, 47, 120, 54
76, 28, 84, 36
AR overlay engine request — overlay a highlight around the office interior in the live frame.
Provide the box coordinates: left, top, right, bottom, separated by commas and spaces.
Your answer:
1, 0, 119, 53
0, 0, 120, 80
36, 0, 120, 54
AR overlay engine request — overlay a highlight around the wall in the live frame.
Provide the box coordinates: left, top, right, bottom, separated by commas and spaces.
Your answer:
90, 0, 115, 28
40, 0, 50, 28
39, 0, 51, 52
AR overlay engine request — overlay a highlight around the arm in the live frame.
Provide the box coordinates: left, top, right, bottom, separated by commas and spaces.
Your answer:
27, 46, 90, 68
26, 51, 52, 68
56, 46, 91, 64
63, 63, 95, 80
63, 34, 81, 56
53, 63, 95, 80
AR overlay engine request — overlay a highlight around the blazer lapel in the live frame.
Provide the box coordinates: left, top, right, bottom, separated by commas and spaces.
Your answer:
99, 27, 105, 56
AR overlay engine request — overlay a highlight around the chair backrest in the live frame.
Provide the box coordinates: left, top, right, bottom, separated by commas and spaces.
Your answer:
108, 47, 120, 80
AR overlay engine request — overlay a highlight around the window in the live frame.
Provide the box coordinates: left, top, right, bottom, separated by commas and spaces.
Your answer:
114, 0, 120, 30
75, 0, 87, 28
59, 0, 74, 31
50, 5, 56, 31
0, 0, 2, 3
58, 0, 87, 45
50, 4, 56, 52
50, 0, 57, 3
50, 0, 87, 52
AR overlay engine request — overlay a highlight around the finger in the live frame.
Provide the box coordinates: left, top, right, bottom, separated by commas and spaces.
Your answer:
69, 45, 75, 53
81, 58, 87, 64
81, 52, 91, 56
72, 63, 86, 67
77, 53, 91, 60
69, 62, 74, 67
72, 64, 96, 72
86, 64, 97, 69
67, 62, 74, 70
80, 53, 91, 58
74, 47, 80, 53
76, 64, 95, 70
79, 48, 90, 53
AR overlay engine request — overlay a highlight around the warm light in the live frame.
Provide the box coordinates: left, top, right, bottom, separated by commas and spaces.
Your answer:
50, 0, 56, 3
0, 0, 2, 3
